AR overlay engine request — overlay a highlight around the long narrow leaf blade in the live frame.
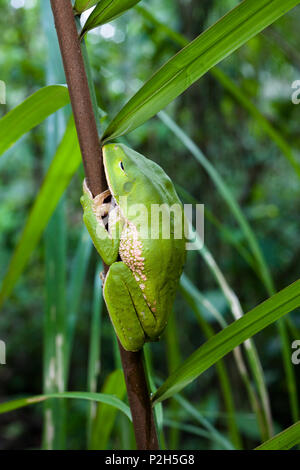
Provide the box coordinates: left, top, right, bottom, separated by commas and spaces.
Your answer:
136, 5, 300, 198
0, 118, 81, 308
152, 280, 300, 404
74, 0, 99, 14
65, 228, 93, 378
103, 0, 300, 141
87, 263, 104, 446
90, 370, 126, 450
256, 421, 300, 450
42, 3, 69, 449
81, 0, 141, 35
211, 67, 300, 181
0, 392, 131, 421
0, 85, 69, 157
159, 110, 274, 295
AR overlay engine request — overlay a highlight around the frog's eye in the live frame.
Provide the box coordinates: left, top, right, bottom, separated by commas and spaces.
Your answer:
119, 161, 125, 172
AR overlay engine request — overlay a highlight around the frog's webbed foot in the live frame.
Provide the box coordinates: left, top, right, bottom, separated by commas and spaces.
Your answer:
91, 188, 112, 224
82, 180, 122, 264
83, 179, 114, 226
103, 262, 157, 351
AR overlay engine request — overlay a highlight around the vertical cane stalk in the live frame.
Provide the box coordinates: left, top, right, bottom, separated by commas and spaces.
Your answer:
50, 0, 159, 449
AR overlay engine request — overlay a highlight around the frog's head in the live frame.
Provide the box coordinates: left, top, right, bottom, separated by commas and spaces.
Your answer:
103, 143, 151, 204
103, 143, 178, 210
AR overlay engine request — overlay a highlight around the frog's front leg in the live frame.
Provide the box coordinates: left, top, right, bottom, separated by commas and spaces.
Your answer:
80, 179, 122, 265
103, 262, 157, 351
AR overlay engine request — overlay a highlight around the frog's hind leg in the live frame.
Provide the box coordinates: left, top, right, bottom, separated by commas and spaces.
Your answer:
103, 262, 156, 351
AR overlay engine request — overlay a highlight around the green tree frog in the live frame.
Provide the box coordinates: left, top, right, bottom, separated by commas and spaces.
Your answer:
81, 144, 186, 351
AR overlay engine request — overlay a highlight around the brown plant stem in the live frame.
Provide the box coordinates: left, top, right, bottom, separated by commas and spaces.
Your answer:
50, 0, 159, 450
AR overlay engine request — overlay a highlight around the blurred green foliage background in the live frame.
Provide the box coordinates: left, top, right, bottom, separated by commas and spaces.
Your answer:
0, 0, 299, 450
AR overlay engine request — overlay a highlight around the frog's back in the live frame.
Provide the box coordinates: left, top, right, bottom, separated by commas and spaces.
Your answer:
119, 150, 186, 336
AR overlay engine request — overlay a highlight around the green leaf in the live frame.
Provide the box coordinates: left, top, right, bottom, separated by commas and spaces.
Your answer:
0, 118, 81, 308
137, 5, 300, 194
180, 273, 272, 442
87, 262, 104, 446
0, 85, 69, 157
174, 394, 235, 450
0, 392, 131, 421
81, 0, 142, 35
159, 110, 274, 296
42, 4, 69, 449
152, 280, 300, 404
74, 0, 99, 14
103, 0, 300, 141
65, 228, 93, 378
211, 67, 300, 182
90, 370, 127, 450
256, 421, 300, 450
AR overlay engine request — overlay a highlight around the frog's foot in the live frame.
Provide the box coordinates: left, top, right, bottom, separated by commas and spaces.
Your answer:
92, 189, 112, 220
99, 271, 106, 284
103, 262, 157, 352
83, 179, 113, 222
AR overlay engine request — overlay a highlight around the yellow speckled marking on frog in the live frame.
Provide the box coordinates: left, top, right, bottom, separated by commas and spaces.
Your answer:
119, 221, 156, 316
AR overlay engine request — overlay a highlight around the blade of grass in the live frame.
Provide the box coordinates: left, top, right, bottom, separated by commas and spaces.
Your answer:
197, 240, 273, 438
161, 111, 297, 427
136, 5, 300, 181
164, 312, 182, 449
176, 185, 256, 273
65, 227, 93, 379
103, 0, 300, 141
152, 279, 300, 404
74, 0, 99, 14
163, 419, 212, 441
81, 0, 142, 36
0, 85, 69, 157
256, 421, 300, 450
211, 67, 300, 181
143, 345, 165, 450
159, 111, 274, 295
174, 395, 235, 450
42, 1, 68, 450
89, 370, 127, 450
166, 304, 242, 450
180, 274, 269, 442
0, 118, 81, 309
0, 392, 131, 421
87, 262, 103, 446
179, 282, 242, 448
43, 203, 67, 450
